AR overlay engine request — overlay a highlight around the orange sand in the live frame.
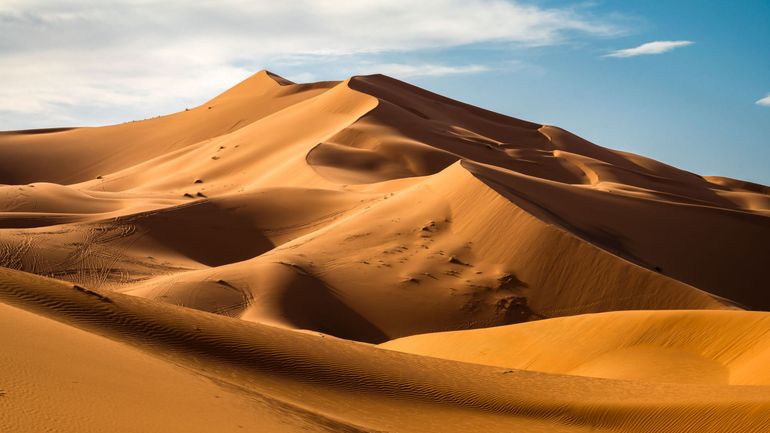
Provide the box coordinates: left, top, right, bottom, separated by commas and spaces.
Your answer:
1, 71, 768, 432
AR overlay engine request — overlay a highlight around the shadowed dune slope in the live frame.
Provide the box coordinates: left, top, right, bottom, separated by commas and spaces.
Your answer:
309, 74, 769, 309
119, 161, 731, 343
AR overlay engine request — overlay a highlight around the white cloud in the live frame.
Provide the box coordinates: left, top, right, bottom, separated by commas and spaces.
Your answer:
276, 57, 505, 83
756, 94, 770, 107
605, 40, 693, 58
0, 0, 619, 129
358, 63, 490, 78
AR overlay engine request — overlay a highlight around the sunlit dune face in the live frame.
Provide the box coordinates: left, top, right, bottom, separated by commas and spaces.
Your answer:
0, 70, 768, 433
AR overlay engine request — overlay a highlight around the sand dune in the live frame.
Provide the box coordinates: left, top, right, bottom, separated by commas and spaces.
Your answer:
383, 309, 770, 385
2, 268, 769, 433
1, 70, 768, 432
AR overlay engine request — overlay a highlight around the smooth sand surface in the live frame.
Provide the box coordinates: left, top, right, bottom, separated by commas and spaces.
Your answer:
1, 71, 768, 432
383, 309, 770, 385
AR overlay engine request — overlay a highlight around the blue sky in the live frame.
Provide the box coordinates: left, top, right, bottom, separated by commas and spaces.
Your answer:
400, 1, 770, 184
1, 1, 768, 183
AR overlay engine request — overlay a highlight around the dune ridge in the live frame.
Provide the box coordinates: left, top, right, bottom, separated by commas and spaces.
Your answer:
1, 70, 768, 432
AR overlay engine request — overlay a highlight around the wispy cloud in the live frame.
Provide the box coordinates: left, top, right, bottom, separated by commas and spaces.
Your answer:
0, 0, 620, 129
359, 63, 489, 78
605, 40, 693, 58
756, 94, 770, 107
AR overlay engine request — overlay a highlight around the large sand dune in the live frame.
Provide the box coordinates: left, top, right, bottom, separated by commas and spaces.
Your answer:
1, 71, 768, 432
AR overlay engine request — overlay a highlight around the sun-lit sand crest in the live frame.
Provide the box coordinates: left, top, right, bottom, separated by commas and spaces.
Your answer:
0, 71, 768, 432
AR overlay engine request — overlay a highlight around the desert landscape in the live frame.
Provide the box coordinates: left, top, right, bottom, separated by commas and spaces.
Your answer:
1, 70, 769, 432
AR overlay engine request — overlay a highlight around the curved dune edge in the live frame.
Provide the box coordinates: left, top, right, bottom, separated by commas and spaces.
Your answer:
116, 161, 732, 343
0, 70, 767, 338
1, 155, 742, 344
1, 70, 769, 432
382, 309, 770, 385
1, 267, 769, 433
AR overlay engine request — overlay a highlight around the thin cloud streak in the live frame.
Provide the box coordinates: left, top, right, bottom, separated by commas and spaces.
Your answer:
756, 94, 770, 107
605, 40, 693, 58
362, 63, 490, 78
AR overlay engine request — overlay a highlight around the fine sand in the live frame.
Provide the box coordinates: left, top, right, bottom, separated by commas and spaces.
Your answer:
1, 71, 768, 432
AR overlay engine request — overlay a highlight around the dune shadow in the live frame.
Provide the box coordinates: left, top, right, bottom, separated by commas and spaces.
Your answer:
121, 200, 274, 267
277, 270, 389, 344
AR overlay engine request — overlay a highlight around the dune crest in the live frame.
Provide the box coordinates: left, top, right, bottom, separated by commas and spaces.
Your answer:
1, 71, 768, 432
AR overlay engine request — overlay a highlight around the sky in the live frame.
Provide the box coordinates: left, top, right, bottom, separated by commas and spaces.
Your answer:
1, 0, 768, 184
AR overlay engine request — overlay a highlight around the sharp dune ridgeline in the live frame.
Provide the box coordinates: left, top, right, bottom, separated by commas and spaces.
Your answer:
1, 70, 768, 433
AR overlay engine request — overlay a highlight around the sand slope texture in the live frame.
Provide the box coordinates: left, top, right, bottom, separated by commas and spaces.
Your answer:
1, 71, 768, 432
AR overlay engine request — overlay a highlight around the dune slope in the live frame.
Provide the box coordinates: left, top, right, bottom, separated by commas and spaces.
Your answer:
383, 309, 770, 385
2, 268, 769, 433
1, 70, 769, 432
1, 71, 766, 323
